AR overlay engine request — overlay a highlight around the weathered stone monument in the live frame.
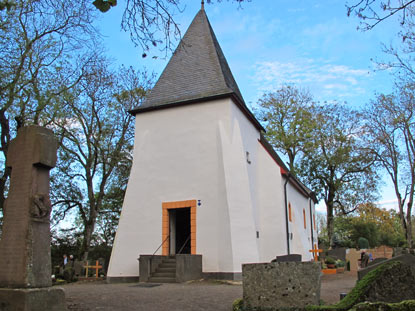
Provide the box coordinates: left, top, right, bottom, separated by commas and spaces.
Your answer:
243, 261, 321, 310
0, 126, 66, 310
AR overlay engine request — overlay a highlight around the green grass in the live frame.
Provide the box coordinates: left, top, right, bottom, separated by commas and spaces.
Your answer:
349, 300, 415, 311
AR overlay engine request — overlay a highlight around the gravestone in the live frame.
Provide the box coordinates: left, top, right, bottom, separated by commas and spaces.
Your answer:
272, 254, 302, 262
0, 126, 66, 310
243, 261, 321, 310
328, 247, 346, 261
73, 260, 84, 278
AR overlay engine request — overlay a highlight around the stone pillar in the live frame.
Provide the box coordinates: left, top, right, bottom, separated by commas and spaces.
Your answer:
0, 125, 66, 310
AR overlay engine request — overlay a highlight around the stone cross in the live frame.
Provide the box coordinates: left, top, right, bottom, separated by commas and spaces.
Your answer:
0, 126, 57, 288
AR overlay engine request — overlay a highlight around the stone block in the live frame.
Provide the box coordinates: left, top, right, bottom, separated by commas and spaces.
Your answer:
0, 287, 66, 311
274, 254, 302, 262
243, 261, 321, 310
176, 254, 202, 282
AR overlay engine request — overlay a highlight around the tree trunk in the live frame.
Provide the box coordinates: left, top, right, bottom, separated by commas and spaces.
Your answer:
326, 186, 336, 248
80, 222, 94, 262
0, 167, 11, 212
0, 108, 11, 213
326, 204, 334, 248
406, 205, 413, 248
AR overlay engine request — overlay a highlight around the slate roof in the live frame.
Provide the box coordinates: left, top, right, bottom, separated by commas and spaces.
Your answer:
130, 9, 263, 130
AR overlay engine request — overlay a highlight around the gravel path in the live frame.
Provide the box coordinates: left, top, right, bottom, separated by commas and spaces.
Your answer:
63, 272, 357, 310
64, 280, 242, 311
320, 271, 357, 304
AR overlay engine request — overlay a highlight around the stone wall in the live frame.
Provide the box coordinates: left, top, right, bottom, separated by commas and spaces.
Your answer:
346, 249, 361, 273
346, 246, 394, 273
242, 262, 321, 310
175, 254, 202, 282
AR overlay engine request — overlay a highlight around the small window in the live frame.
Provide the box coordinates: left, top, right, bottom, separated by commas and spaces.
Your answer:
303, 209, 306, 229
288, 203, 292, 222
313, 213, 316, 230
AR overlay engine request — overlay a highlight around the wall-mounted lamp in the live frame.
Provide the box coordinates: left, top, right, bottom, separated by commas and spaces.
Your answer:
246, 151, 251, 164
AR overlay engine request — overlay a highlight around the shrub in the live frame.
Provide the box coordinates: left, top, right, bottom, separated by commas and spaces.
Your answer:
335, 260, 345, 268
358, 237, 369, 249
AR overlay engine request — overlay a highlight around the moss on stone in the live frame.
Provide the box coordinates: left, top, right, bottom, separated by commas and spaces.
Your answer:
305, 261, 403, 311
349, 300, 415, 311
233, 298, 244, 311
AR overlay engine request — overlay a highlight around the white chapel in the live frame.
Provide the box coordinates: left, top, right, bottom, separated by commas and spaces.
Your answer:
107, 6, 318, 282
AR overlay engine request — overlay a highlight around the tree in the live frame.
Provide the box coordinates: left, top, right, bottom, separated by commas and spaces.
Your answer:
51, 60, 153, 260
256, 85, 315, 173
347, 1, 415, 81
355, 203, 405, 246
299, 103, 379, 247
257, 88, 380, 247
326, 202, 405, 248
346, 0, 415, 30
95, 152, 132, 247
364, 83, 415, 247
0, 0, 98, 222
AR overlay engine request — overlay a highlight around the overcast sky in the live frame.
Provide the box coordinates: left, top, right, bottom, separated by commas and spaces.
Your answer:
95, 0, 402, 212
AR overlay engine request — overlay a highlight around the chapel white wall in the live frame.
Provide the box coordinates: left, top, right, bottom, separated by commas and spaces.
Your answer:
286, 183, 315, 261
108, 98, 260, 278
108, 98, 318, 279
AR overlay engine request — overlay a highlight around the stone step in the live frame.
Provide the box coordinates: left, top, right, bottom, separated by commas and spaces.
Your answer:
152, 272, 176, 278
163, 259, 176, 264
156, 267, 176, 273
160, 263, 176, 268
148, 276, 176, 283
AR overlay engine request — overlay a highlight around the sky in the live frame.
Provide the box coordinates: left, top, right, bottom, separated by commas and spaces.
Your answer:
94, 0, 403, 213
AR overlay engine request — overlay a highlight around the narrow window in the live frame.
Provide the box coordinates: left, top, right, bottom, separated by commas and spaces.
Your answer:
288, 203, 292, 222
303, 209, 306, 229
313, 213, 316, 230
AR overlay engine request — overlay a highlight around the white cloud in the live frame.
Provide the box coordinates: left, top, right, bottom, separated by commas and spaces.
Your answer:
376, 199, 399, 210
251, 58, 371, 103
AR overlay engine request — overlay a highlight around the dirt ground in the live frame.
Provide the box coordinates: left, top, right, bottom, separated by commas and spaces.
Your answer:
63, 272, 357, 310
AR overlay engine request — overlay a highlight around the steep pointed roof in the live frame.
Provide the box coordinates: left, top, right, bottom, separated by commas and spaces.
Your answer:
130, 9, 263, 130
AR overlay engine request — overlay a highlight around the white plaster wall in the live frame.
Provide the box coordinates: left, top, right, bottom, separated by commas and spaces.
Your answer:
108, 98, 259, 277
230, 105, 261, 234
108, 98, 317, 278
255, 144, 288, 262
218, 118, 259, 271
309, 200, 319, 249
286, 183, 314, 261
